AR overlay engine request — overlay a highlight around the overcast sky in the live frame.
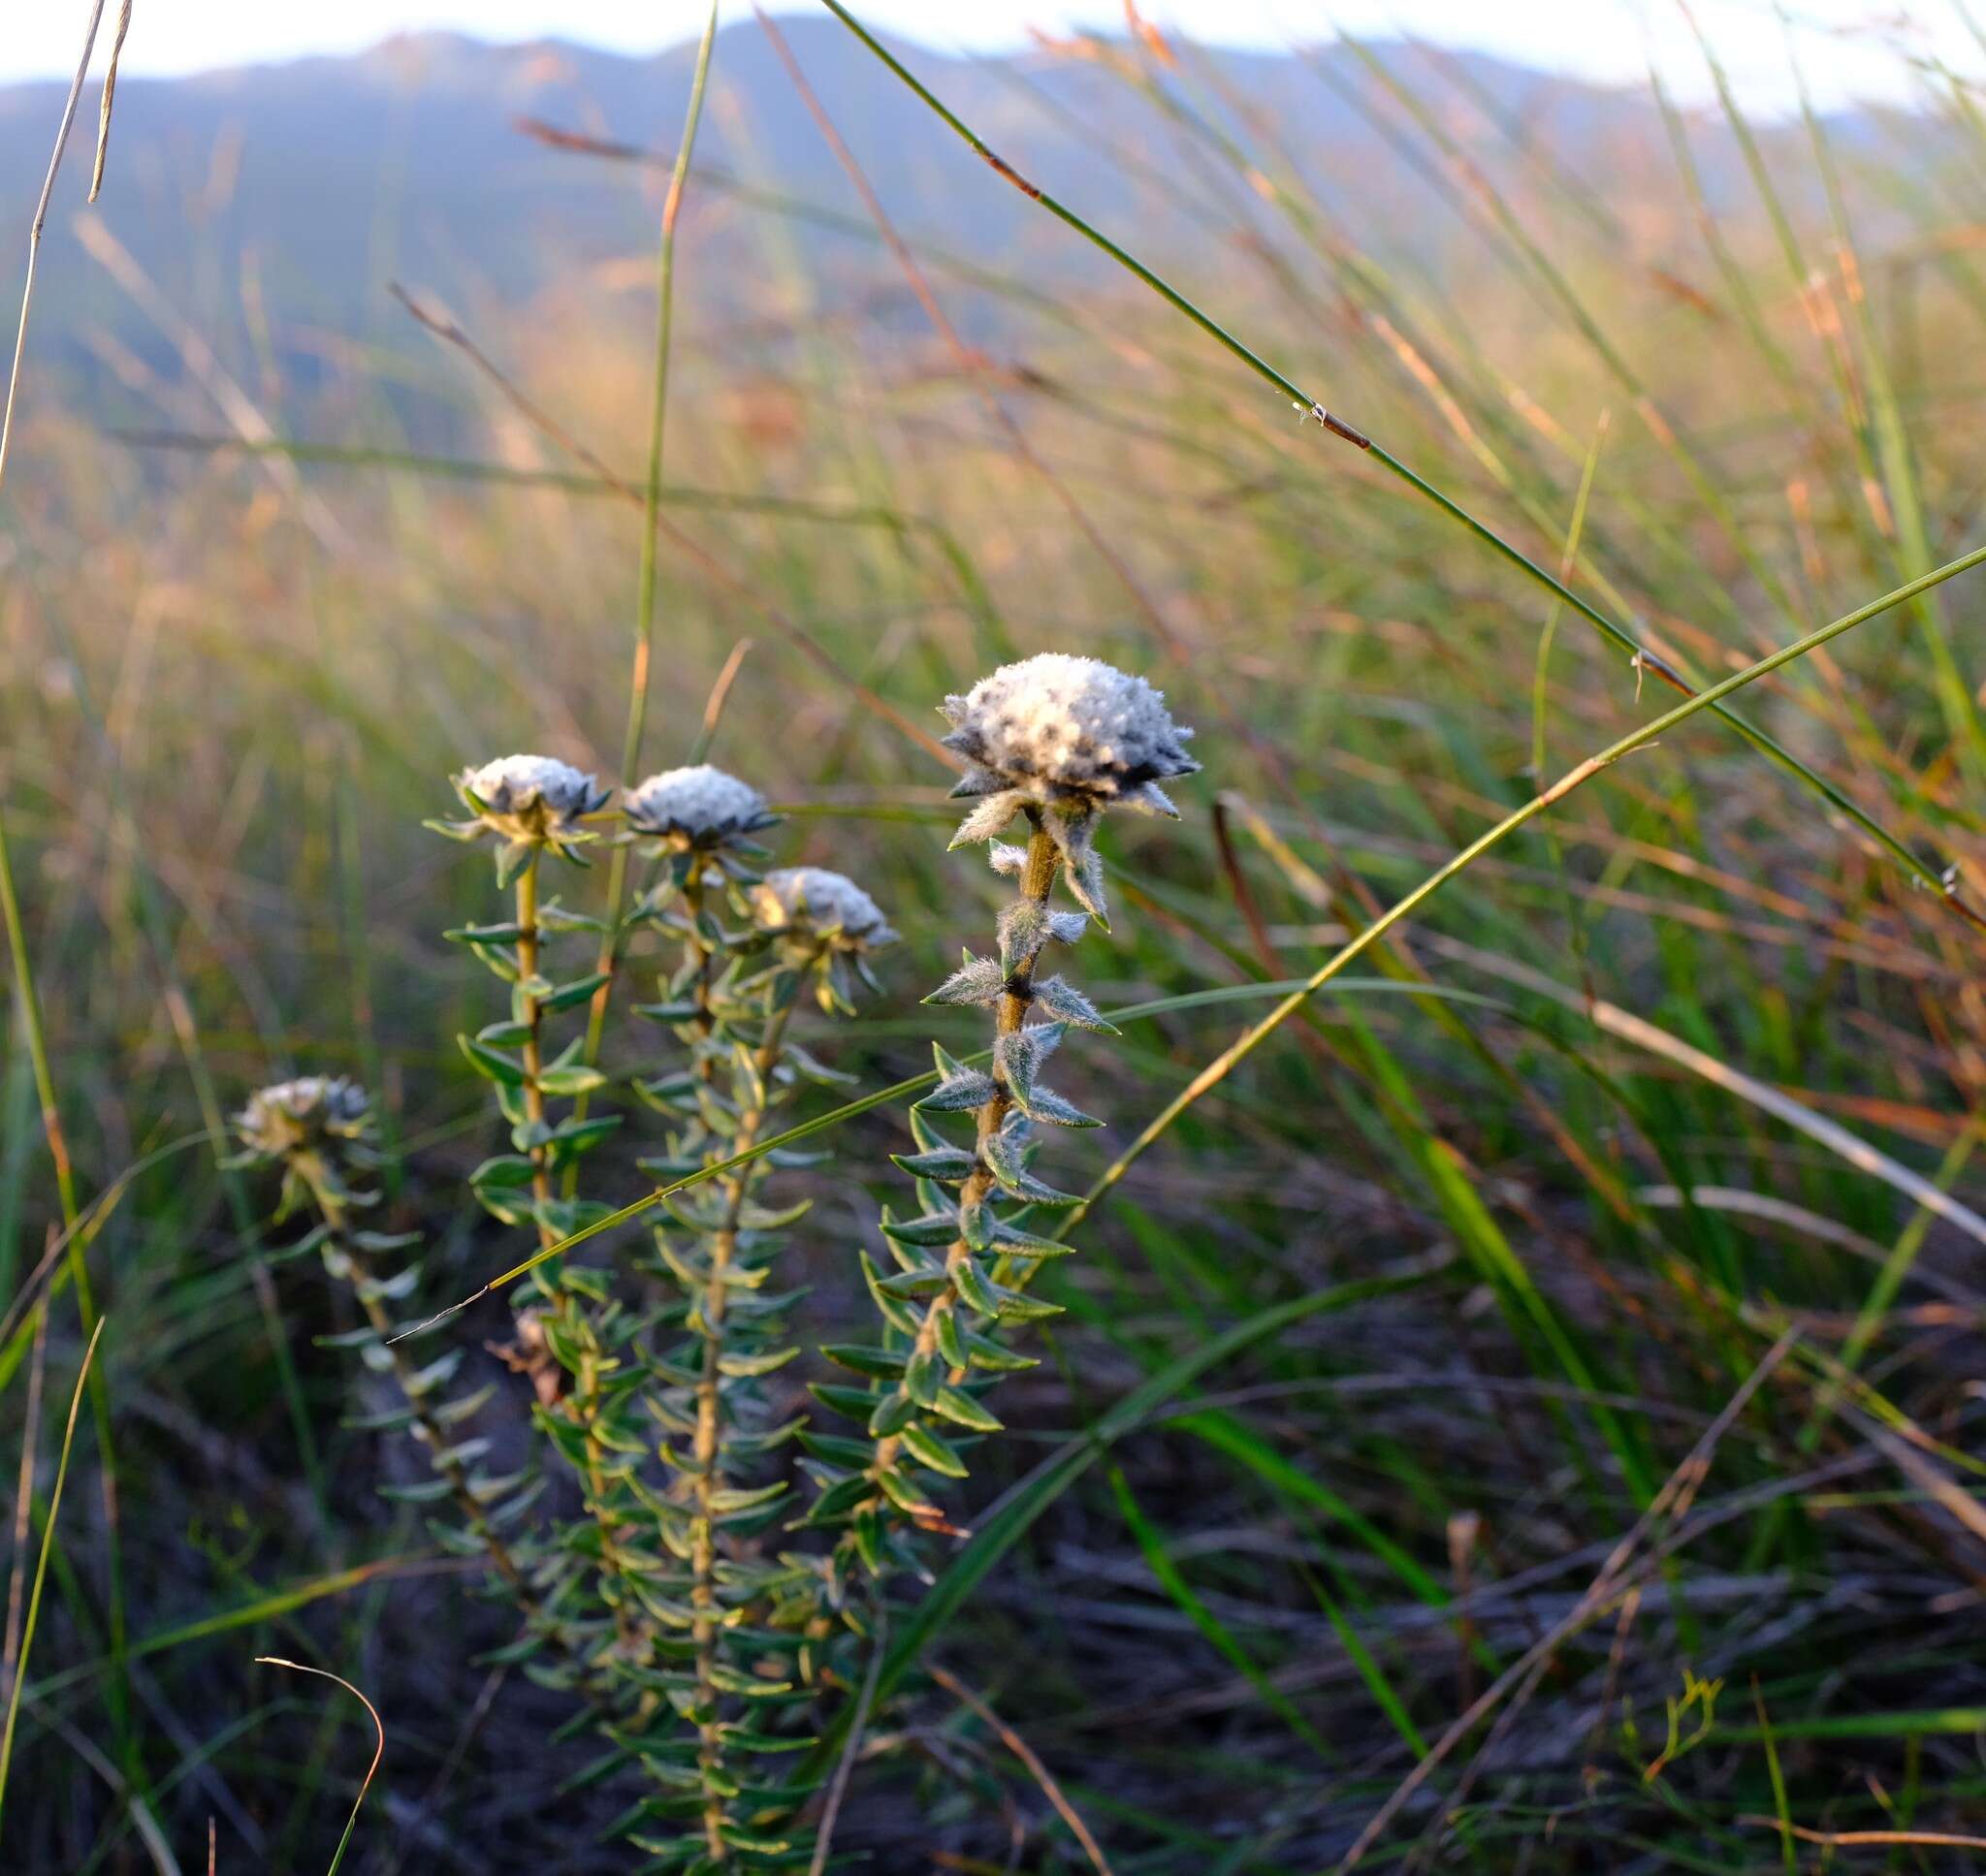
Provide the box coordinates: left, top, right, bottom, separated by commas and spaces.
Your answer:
3, 1, 1979, 111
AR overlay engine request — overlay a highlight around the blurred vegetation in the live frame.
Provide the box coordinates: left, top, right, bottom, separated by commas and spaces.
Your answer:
3, 7, 1986, 1870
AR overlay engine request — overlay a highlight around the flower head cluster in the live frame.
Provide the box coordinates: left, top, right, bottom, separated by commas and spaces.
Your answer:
233, 1075, 372, 1162
749, 866, 897, 952
942, 654, 1199, 917
431, 753, 611, 872
624, 763, 775, 867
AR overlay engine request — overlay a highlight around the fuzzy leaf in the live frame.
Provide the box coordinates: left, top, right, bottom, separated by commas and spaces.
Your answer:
990, 1219, 1076, 1257
820, 1344, 907, 1379
1012, 1081, 1102, 1129
1119, 780, 1180, 817
924, 955, 1005, 1009
949, 791, 1022, 847
890, 1145, 977, 1184
879, 1211, 961, 1249
950, 1256, 1000, 1318
1032, 974, 1116, 1033
997, 900, 1046, 976
965, 1331, 1039, 1373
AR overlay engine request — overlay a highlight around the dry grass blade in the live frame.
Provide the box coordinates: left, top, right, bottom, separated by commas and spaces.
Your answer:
88, 0, 134, 202
0, 0, 109, 494
3, 1303, 52, 1678
1063, 536, 1986, 1235
818, 0, 1983, 930
1738, 1819, 1986, 1850
1339, 1326, 1798, 1870
927, 1662, 1116, 1876
253, 1657, 385, 1876
808, 1615, 885, 1876
0, 1316, 108, 1832
1428, 936, 1986, 1250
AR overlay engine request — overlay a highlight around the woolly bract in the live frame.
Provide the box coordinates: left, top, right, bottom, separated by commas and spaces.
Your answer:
940, 653, 1199, 857
448, 753, 611, 844
234, 1075, 371, 1160
624, 764, 773, 846
748, 866, 896, 948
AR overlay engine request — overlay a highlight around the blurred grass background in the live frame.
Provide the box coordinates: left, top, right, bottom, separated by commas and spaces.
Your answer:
4, 7, 1986, 1869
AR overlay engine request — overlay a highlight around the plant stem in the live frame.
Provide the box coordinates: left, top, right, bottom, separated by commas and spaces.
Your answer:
818, 0, 1973, 922
314, 1183, 538, 1611
874, 819, 1058, 1479
515, 855, 639, 1651
689, 987, 800, 1861
571, 0, 721, 1166
1064, 537, 1986, 1230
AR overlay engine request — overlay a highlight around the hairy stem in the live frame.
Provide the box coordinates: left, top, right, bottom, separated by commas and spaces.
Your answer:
689, 988, 799, 1860
316, 1183, 537, 1610
873, 819, 1058, 1480
515, 855, 638, 1650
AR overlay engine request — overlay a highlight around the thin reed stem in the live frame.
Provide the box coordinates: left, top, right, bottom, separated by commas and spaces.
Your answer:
1063, 538, 1986, 1233
574, 0, 721, 1142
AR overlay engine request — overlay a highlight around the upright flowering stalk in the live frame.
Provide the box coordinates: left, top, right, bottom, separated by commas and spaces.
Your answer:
625, 775, 894, 1866
428, 754, 652, 1699
229, 1078, 540, 1616
803, 655, 1198, 1595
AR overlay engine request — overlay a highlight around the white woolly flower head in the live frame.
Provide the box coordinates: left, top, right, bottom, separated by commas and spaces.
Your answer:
747, 866, 897, 952
454, 758, 607, 838
234, 1075, 371, 1161
943, 655, 1197, 804
624, 764, 775, 852
442, 753, 611, 850
939, 655, 1200, 912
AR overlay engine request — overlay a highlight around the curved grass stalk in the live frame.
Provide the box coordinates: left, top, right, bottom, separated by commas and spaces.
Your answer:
817, 0, 1979, 928
1060, 539, 1986, 1233
252, 1658, 384, 1876
0, 1317, 106, 1833
572, 1, 721, 1152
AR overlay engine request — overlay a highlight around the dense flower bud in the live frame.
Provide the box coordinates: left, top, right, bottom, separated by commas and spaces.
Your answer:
449, 753, 611, 844
624, 764, 775, 852
234, 1076, 371, 1161
940, 653, 1199, 845
748, 866, 897, 951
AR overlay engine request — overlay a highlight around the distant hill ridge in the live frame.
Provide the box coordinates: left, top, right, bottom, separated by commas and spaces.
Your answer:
0, 16, 1861, 400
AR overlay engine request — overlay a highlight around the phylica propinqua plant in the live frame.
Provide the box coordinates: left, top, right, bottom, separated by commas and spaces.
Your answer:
801, 653, 1199, 1597
621, 770, 893, 1863
428, 753, 658, 1720
229, 1078, 547, 1622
